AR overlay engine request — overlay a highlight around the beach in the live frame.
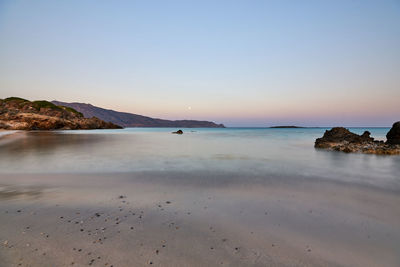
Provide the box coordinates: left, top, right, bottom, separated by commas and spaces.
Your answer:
2, 0, 399, 265
0, 128, 399, 266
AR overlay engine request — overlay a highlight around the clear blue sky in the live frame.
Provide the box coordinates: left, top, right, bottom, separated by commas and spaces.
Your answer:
0, 0, 399, 126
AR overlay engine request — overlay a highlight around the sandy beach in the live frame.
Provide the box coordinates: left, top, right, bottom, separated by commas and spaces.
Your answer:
1, 170, 399, 267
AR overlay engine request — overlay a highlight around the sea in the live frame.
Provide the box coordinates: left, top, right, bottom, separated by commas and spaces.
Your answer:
0, 127, 398, 190
1, 127, 400, 266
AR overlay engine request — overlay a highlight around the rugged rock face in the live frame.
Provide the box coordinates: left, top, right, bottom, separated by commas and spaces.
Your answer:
315, 127, 400, 155
0, 97, 122, 130
315, 127, 374, 147
386, 121, 400, 144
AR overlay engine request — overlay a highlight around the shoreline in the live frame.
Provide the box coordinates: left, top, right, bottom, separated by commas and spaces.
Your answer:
1, 171, 399, 267
0, 130, 22, 141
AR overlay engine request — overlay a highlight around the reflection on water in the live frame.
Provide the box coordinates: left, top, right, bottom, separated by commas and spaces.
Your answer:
0, 129, 399, 267
1, 131, 110, 153
0, 128, 399, 190
0, 184, 44, 200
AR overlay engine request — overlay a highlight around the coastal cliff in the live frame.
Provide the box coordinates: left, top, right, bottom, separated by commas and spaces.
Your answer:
52, 101, 225, 128
0, 97, 122, 130
315, 123, 400, 155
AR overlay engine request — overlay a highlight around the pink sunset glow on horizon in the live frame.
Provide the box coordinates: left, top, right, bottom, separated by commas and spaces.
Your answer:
0, 0, 399, 126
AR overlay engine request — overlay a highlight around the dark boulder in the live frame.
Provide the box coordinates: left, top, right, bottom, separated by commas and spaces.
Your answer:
314, 125, 400, 155
172, 129, 183, 134
315, 127, 373, 148
361, 131, 372, 139
386, 121, 400, 144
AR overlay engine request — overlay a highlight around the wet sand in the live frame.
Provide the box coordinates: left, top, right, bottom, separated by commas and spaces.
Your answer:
1, 171, 399, 267
0, 131, 23, 146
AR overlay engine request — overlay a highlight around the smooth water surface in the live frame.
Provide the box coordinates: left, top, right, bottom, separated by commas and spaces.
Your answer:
0, 128, 398, 190
1, 128, 400, 267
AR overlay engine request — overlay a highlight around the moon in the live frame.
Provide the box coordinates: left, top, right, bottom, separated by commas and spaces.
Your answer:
188, 106, 192, 110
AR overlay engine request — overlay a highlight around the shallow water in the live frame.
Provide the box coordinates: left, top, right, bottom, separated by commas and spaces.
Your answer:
0, 128, 399, 266
0, 128, 398, 190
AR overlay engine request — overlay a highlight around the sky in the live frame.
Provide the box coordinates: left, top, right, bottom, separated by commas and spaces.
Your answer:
0, 0, 399, 127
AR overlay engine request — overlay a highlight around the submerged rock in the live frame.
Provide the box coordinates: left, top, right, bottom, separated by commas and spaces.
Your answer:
386, 121, 400, 145
315, 126, 400, 155
172, 130, 183, 134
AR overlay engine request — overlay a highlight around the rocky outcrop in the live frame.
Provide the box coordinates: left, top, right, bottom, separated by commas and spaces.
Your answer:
172, 130, 183, 134
315, 127, 374, 147
0, 97, 122, 130
386, 121, 400, 144
315, 126, 400, 155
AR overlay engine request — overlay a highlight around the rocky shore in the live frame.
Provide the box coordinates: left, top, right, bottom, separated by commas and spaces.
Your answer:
315, 122, 400, 155
0, 97, 122, 130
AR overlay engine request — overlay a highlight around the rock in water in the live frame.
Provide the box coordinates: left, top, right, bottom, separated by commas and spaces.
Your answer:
386, 121, 400, 144
172, 130, 183, 134
315, 126, 400, 155
315, 127, 373, 148
361, 131, 372, 139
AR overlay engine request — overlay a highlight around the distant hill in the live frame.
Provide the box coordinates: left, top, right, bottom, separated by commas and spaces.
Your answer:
52, 101, 225, 128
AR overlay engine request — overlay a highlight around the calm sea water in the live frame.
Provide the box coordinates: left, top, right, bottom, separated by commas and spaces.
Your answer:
1, 128, 400, 267
0, 128, 399, 190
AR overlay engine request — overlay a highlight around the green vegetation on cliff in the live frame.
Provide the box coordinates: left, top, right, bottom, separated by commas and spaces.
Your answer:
0, 96, 122, 130
4, 97, 29, 103
32, 100, 62, 111
1, 97, 83, 116
60, 106, 83, 117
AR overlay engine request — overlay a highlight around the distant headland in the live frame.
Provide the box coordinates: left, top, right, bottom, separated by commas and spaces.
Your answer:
0, 97, 225, 130
269, 126, 305, 128
52, 100, 225, 128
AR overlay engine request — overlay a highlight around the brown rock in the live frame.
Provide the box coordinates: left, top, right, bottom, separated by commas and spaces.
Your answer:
386, 121, 400, 144
315, 126, 400, 155
172, 130, 183, 134
315, 127, 373, 148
